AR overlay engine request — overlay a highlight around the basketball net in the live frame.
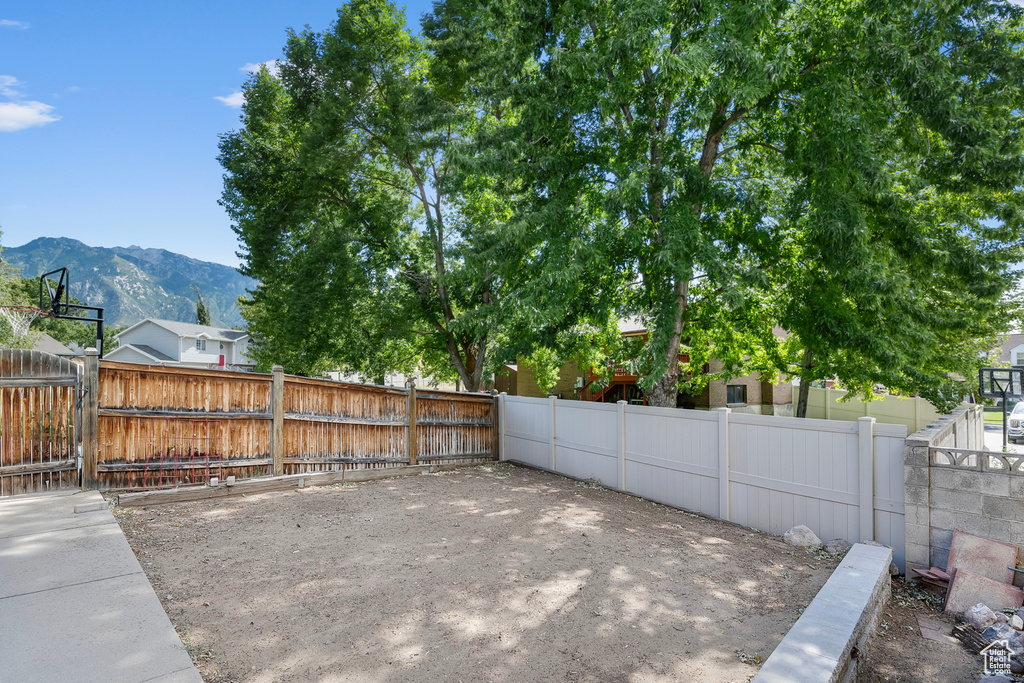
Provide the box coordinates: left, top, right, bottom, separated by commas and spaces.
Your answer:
0, 306, 46, 340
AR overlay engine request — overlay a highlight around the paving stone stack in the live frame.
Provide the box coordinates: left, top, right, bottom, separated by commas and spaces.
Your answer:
959, 603, 1024, 680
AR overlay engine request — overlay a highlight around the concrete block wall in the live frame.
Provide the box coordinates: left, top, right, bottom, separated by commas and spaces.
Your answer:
904, 434, 932, 576
904, 403, 1020, 578
929, 468, 1024, 585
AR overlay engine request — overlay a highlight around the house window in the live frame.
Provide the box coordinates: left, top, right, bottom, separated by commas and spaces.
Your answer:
726, 385, 746, 405
1015, 352, 1024, 367
196, 339, 206, 351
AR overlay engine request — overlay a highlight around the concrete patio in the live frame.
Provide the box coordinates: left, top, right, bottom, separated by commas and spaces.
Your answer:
0, 489, 201, 683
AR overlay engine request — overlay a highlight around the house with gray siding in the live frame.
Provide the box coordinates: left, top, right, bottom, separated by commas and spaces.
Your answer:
105, 319, 255, 371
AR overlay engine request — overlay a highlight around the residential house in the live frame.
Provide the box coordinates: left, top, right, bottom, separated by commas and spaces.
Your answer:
996, 333, 1024, 367
105, 319, 255, 371
495, 320, 794, 415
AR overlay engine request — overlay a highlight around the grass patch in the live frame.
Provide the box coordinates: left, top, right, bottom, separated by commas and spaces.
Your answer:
984, 411, 1006, 423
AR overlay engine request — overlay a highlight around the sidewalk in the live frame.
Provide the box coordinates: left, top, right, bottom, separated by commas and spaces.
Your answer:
0, 490, 202, 683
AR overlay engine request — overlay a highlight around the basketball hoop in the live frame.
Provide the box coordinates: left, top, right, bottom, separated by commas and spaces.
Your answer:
0, 306, 49, 340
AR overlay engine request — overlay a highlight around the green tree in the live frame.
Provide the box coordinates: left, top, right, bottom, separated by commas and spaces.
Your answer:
445, 0, 1024, 409
765, 1, 1024, 415
0, 232, 31, 348
219, 0, 507, 390
190, 285, 211, 326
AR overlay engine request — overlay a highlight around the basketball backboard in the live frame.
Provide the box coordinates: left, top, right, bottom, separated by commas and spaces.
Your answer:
979, 367, 1024, 399
39, 267, 70, 316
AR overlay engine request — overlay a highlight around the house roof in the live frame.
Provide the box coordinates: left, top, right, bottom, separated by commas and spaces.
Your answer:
997, 333, 1024, 364
116, 318, 249, 343
131, 344, 176, 361
105, 343, 176, 363
30, 333, 75, 356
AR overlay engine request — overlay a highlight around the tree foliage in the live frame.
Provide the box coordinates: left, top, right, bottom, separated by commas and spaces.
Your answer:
219, 0, 508, 389
0, 231, 31, 348
222, 0, 1024, 411
190, 285, 212, 326
435, 0, 1024, 409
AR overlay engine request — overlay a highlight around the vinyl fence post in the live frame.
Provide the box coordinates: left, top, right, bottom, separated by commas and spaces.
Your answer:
550, 395, 557, 472
718, 407, 731, 521
271, 365, 284, 476
617, 400, 627, 491
491, 390, 500, 461
499, 392, 507, 461
81, 348, 100, 490
859, 416, 875, 542
406, 379, 418, 466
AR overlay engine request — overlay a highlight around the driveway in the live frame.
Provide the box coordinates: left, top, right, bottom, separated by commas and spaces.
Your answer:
984, 422, 1024, 453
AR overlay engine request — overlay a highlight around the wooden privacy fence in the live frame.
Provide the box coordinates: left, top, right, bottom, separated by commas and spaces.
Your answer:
499, 395, 909, 569
0, 350, 81, 496
85, 357, 496, 491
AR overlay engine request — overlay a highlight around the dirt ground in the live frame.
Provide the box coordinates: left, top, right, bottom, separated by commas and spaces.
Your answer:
113, 462, 843, 683
857, 578, 994, 683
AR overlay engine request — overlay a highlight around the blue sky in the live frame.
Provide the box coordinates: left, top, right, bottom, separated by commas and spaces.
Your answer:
0, 1, 434, 269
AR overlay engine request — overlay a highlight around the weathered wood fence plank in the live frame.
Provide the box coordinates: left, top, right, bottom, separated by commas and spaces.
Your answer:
0, 349, 82, 496
89, 361, 495, 491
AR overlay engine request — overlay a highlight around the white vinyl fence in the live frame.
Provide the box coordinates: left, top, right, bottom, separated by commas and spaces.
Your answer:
803, 385, 946, 433
498, 395, 908, 569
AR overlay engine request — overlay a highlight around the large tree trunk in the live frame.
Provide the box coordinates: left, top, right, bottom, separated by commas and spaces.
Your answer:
646, 278, 688, 408
442, 333, 486, 392
796, 347, 813, 418
646, 102, 739, 407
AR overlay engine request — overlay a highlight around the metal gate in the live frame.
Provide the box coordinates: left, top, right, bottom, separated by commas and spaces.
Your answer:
0, 349, 81, 496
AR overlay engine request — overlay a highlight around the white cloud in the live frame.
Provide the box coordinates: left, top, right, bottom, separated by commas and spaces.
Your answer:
0, 101, 59, 132
0, 19, 29, 29
0, 75, 20, 98
0, 75, 59, 131
241, 60, 281, 77
215, 91, 245, 108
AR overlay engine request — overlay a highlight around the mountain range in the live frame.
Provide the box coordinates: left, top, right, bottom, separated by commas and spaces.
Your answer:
3, 237, 255, 328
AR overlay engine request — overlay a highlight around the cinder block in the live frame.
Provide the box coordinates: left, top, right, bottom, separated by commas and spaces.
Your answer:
984, 496, 1024, 521
933, 510, 994, 538
930, 526, 954, 550
905, 485, 929, 506
904, 465, 930, 488
931, 467, 998, 493
931, 547, 950, 571
979, 474, 1011, 498
928, 467, 965, 492
987, 518, 1012, 544
1007, 521, 1024, 548
905, 445, 929, 467
1009, 477, 1024, 499
931, 489, 983, 514
906, 521, 931, 547
905, 541, 931, 566
904, 504, 929, 527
